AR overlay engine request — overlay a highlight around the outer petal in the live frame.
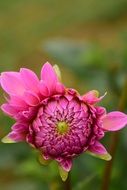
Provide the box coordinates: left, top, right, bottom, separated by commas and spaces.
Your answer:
38, 153, 52, 165
11, 123, 29, 132
7, 131, 27, 142
23, 91, 40, 106
87, 141, 111, 161
102, 111, 127, 131
82, 90, 106, 104
2, 123, 29, 143
53, 64, 61, 81
57, 158, 72, 181
1, 103, 18, 116
58, 165, 68, 181
20, 68, 39, 93
39, 80, 49, 96
1, 135, 16, 143
0, 72, 25, 96
55, 82, 65, 94
41, 62, 58, 94
59, 159, 72, 172
9, 95, 28, 109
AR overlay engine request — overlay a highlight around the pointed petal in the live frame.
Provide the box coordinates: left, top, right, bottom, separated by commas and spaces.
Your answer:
58, 165, 68, 182
23, 91, 40, 106
56, 82, 65, 94
39, 80, 49, 96
9, 95, 28, 109
86, 150, 111, 161
82, 90, 106, 104
0, 72, 25, 95
1, 103, 18, 116
11, 123, 28, 133
2, 130, 27, 142
41, 62, 58, 81
87, 141, 111, 161
20, 68, 39, 93
38, 154, 52, 165
53, 64, 62, 81
1, 135, 16, 143
59, 159, 72, 172
102, 111, 127, 131
41, 62, 58, 94
2, 123, 28, 143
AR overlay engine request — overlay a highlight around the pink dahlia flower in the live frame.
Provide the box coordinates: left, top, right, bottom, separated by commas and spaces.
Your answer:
1, 62, 127, 181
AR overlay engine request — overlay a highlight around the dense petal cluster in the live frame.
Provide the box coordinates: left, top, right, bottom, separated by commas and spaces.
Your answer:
1, 62, 127, 181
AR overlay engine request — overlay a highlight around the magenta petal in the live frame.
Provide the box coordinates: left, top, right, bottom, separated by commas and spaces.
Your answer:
41, 62, 58, 94
88, 141, 107, 155
39, 80, 49, 96
102, 111, 127, 131
60, 159, 72, 172
9, 95, 28, 109
11, 123, 29, 133
0, 72, 25, 95
56, 82, 65, 94
1, 103, 18, 116
7, 123, 29, 142
2, 123, 29, 143
8, 131, 26, 142
82, 90, 106, 104
23, 91, 40, 106
87, 141, 111, 161
20, 68, 39, 93
41, 62, 58, 82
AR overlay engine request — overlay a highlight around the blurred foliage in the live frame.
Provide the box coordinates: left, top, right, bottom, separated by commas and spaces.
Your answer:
1, 0, 127, 190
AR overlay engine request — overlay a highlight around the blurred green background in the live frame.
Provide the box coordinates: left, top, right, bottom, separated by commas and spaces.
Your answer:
1, 0, 127, 189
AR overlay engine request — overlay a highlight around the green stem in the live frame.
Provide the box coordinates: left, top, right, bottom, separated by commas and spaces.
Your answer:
101, 78, 127, 190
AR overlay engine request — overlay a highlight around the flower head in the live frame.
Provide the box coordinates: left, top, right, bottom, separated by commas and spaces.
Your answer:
1, 62, 127, 181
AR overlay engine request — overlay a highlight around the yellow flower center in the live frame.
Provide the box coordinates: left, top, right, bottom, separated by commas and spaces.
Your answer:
57, 121, 69, 134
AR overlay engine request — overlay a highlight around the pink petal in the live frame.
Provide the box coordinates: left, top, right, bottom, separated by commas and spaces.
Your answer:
9, 95, 28, 109
82, 90, 106, 104
8, 131, 27, 142
41, 62, 58, 94
87, 141, 111, 161
88, 141, 107, 155
56, 82, 65, 94
4, 123, 29, 142
102, 111, 127, 131
59, 97, 69, 109
0, 72, 25, 95
11, 123, 29, 133
46, 100, 57, 113
59, 159, 72, 172
39, 80, 49, 96
1, 103, 18, 116
23, 91, 40, 106
20, 68, 39, 93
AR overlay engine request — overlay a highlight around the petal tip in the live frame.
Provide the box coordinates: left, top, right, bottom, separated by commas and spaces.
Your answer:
58, 165, 68, 181
86, 151, 112, 161
1, 135, 16, 143
38, 154, 52, 165
53, 64, 61, 81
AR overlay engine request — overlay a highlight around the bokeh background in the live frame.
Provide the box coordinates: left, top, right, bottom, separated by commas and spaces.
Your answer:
1, 0, 127, 189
